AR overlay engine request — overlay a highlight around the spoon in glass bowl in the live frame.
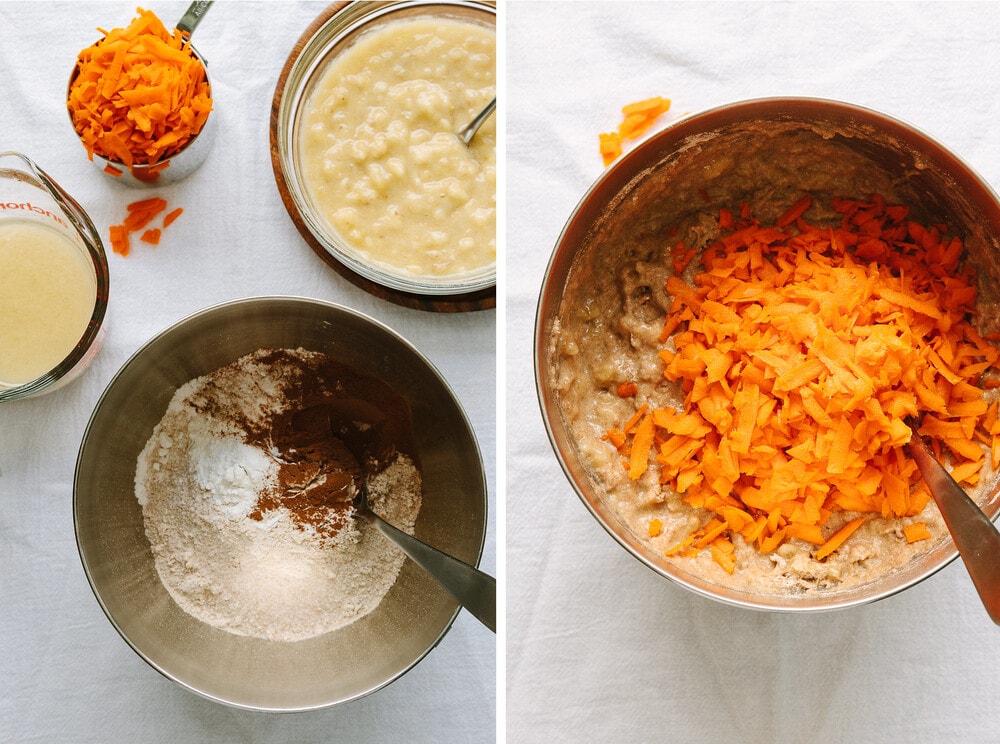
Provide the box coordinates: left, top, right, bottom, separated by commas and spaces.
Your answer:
457, 97, 496, 146
908, 425, 1000, 624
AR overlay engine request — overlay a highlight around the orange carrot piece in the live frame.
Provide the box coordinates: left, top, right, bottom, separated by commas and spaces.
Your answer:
67, 7, 213, 167
109, 223, 130, 256
614, 192, 1000, 571
599, 97, 671, 166
903, 521, 932, 543
599, 132, 622, 166
816, 517, 867, 561
629, 413, 655, 480
140, 228, 161, 245
162, 206, 184, 227
775, 194, 812, 228
617, 382, 639, 398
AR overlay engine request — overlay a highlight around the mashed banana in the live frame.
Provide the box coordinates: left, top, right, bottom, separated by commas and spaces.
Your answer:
299, 16, 496, 285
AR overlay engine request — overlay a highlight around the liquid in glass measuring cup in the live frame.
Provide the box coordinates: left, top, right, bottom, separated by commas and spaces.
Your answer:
0, 152, 109, 401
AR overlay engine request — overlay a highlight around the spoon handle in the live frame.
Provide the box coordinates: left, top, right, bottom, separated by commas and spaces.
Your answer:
458, 97, 497, 146
367, 512, 497, 633
910, 433, 1000, 624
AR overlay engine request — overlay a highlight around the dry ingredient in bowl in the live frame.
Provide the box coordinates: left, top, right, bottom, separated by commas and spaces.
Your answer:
609, 194, 1000, 577
68, 7, 212, 169
135, 348, 422, 642
298, 16, 496, 283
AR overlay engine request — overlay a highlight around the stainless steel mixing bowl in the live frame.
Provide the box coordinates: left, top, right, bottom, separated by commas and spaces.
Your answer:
536, 97, 1000, 614
74, 296, 487, 710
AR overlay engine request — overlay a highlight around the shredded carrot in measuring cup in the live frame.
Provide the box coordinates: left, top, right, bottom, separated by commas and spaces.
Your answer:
607, 193, 1000, 573
68, 7, 213, 167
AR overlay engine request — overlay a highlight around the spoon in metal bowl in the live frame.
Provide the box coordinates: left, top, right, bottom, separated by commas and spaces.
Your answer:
349, 448, 496, 633
908, 424, 1000, 624
291, 405, 496, 632
457, 97, 496, 146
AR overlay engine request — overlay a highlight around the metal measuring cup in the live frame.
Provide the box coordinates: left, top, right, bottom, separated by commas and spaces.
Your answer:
66, 1, 216, 187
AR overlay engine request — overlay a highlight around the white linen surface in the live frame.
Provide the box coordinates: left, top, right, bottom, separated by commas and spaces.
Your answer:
0, 2, 495, 742
507, 2, 1000, 742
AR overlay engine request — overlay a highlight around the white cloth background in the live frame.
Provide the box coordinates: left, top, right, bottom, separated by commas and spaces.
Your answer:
508, 2, 1000, 743
0, 2, 495, 742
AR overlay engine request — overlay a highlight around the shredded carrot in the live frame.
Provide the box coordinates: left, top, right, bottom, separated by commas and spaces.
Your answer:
140, 228, 161, 245
610, 193, 1000, 572
599, 96, 671, 166
67, 8, 212, 168
162, 206, 184, 228
108, 223, 130, 257
649, 518, 663, 537
816, 517, 867, 561
617, 382, 639, 398
108, 197, 182, 256
903, 521, 933, 543
599, 132, 623, 167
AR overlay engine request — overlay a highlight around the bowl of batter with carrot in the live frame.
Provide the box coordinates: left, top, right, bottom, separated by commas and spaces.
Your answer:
536, 97, 1000, 612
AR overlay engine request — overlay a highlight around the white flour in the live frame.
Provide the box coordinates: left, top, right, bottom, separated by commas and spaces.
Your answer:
134, 348, 422, 642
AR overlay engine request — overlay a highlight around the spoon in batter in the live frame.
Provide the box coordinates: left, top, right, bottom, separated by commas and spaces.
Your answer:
457, 97, 496, 146
908, 424, 1000, 624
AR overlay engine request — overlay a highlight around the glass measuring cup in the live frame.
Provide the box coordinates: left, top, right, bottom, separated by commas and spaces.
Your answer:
0, 152, 109, 401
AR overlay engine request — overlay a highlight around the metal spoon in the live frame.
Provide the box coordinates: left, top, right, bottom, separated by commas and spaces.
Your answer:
351, 451, 497, 633
457, 97, 496, 146
908, 425, 1000, 624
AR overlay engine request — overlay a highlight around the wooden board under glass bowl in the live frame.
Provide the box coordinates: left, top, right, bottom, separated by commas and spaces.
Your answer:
269, 1, 496, 313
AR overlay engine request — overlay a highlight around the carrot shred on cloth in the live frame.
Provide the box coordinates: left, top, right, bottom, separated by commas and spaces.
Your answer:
108, 197, 182, 256
140, 228, 161, 245
599, 96, 671, 166
614, 193, 1000, 573
162, 206, 184, 228
67, 7, 212, 167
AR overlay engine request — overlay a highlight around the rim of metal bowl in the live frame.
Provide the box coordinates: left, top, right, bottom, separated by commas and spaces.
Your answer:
74, 295, 488, 711
534, 95, 1000, 614
274, 0, 497, 297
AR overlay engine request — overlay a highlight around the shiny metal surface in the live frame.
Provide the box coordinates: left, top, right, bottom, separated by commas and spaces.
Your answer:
356, 480, 497, 633
535, 97, 1000, 613
457, 97, 496, 146
909, 430, 1000, 624
74, 296, 488, 711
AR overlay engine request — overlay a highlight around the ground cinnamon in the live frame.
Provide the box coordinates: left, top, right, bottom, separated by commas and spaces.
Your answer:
202, 349, 419, 542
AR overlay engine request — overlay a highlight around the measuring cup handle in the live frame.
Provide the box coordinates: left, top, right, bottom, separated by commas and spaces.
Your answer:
177, 0, 214, 39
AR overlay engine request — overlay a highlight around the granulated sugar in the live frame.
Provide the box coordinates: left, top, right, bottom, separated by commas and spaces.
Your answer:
134, 348, 422, 642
